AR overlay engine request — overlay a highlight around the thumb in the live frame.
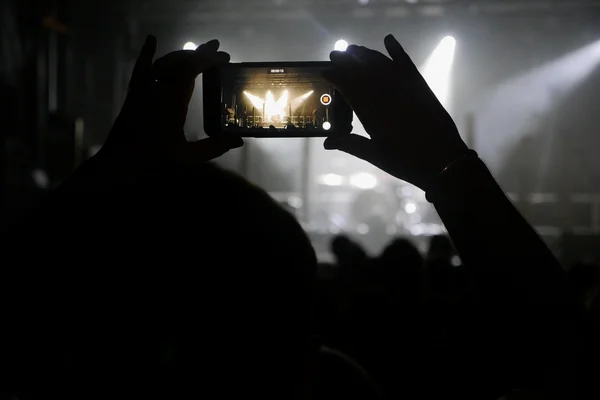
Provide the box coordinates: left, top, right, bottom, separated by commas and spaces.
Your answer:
324, 134, 378, 162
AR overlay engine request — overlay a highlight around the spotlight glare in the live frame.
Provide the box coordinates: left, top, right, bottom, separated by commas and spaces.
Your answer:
322, 121, 332, 131
404, 202, 418, 215
350, 172, 377, 190
334, 39, 349, 51
422, 35, 456, 108
320, 173, 343, 186
183, 41, 197, 50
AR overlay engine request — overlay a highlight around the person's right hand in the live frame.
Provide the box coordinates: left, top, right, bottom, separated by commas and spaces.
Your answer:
323, 35, 468, 191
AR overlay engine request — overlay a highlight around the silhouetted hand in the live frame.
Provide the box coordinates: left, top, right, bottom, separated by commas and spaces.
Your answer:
98, 36, 242, 177
323, 35, 468, 191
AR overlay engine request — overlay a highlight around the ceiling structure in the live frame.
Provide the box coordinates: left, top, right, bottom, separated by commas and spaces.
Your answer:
133, 0, 600, 23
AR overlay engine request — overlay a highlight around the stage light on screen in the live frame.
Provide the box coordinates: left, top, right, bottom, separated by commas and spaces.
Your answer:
422, 36, 456, 108
350, 172, 377, 189
243, 91, 265, 109
334, 39, 349, 51
320, 94, 332, 105
322, 121, 332, 130
265, 90, 288, 122
183, 42, 197, 50
292, 90, 314, 103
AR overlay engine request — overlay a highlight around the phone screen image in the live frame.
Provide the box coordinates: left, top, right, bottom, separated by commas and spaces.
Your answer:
218, 64, 342, 135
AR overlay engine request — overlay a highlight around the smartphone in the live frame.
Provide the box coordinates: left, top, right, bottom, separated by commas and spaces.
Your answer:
203, 62, 353, 137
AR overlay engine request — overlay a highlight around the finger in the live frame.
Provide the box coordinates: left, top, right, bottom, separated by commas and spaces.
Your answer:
195, 39, 220, 54
180, 136, 244, 164
178, 51, 230, 85
191, 51, 230, 75
128, 35, 157, 91
322, 68, 356, 98
329, 50, 361, 67
347, 44, 393, 66
384, 34, 407, 63
384, 34, 420, 75
323, 134, 379, 164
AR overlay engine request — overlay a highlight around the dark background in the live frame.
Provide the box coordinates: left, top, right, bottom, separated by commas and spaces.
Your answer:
2, 0, 600, 258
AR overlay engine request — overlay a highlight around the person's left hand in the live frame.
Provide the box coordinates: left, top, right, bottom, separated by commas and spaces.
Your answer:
97, 35, 242, 178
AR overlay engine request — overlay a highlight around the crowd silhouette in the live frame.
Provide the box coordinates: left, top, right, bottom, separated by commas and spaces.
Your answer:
2, 34, 599, 400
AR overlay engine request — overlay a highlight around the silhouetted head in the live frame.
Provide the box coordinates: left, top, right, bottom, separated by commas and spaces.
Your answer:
427, 235, 454, 262
379, 237, 423, 271
330, 235, 367, 269
6, 162, 318, 399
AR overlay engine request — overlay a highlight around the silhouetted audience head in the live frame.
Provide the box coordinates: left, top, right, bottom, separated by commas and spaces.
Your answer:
330, 234, 367, 269
6, 162, 318, 398
379, 238, 423, 271
427, 234, 454, 262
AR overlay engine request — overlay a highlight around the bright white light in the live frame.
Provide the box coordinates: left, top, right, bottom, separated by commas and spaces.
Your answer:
322, 121, 332, 131
292, 90, 314, 104
244, 91, 265, 110
350, 172, 377, 189
404, 202, 417, 215
265, 90, 289, 123
422, 36, 456, 108
357, 224, 370, 235
334, 39, 349, 51
183, 42, 197, 50
244, 90, 291, 123
288, 196, 303, 209
320, 173, 343, 186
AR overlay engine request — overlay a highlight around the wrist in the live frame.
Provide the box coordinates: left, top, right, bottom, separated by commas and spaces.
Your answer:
425, 149, 480, 203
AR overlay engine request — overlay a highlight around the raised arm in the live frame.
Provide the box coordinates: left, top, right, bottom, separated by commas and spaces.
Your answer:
322, 34, 598, 399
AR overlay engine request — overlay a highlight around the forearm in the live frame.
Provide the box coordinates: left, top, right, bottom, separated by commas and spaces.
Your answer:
430, 156, 595, 398
432, 156, 571, 305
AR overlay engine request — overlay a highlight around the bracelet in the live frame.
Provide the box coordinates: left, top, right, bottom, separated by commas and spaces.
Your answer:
425, 149, 479, 203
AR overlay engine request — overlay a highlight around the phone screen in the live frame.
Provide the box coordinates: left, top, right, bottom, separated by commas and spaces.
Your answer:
217, 64, 345, 136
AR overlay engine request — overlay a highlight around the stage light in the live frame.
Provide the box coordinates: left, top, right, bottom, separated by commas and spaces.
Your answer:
422, 35, 456, 108
357, 224, 370, 235
404, 202, 417, 215
183, 41, 197, 50
244, 91, 265, 109
264, 90, 289, 122
323, 121, 332, 131
320, 173, 343, 186
350, 172, 377, 189
293, 90, 314, 102
334, 39, 349, 51
320, 94, 332, 105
